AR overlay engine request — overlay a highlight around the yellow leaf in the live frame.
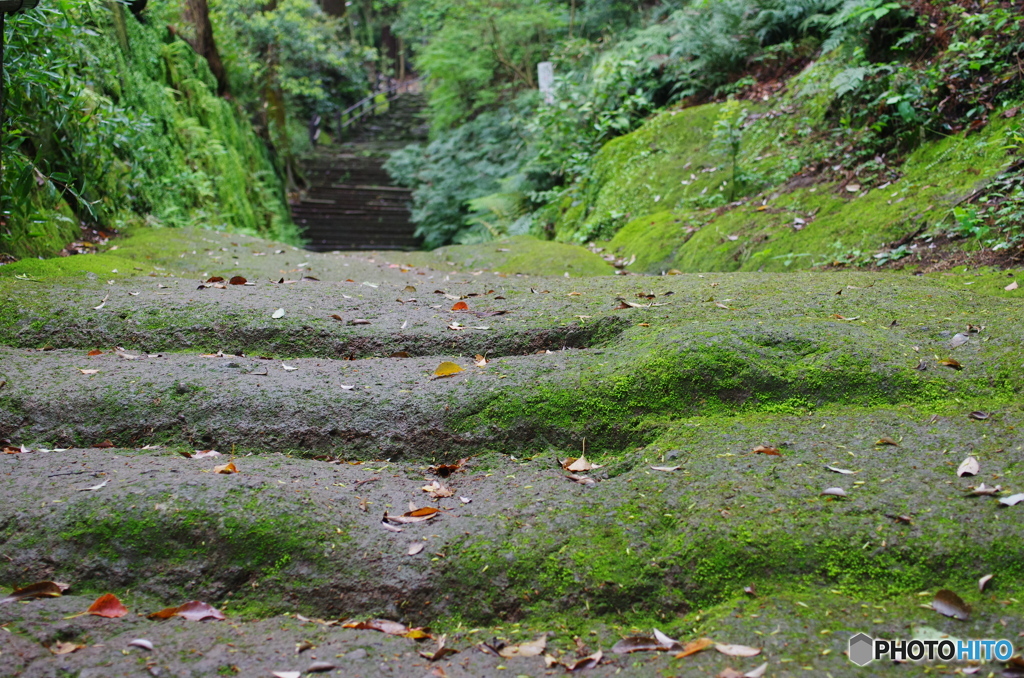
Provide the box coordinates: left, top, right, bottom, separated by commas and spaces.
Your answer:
433, 362, 463, 378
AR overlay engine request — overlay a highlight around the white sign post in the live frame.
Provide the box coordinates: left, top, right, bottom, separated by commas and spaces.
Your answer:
537, 61, 555, 104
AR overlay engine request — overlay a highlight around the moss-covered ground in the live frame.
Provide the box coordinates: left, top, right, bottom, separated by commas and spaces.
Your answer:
1, 227, 1022, 675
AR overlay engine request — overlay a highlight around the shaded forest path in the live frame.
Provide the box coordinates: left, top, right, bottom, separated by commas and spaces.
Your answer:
291, 90, 427, 251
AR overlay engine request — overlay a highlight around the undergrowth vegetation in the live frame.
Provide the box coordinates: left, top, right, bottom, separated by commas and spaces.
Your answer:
385, 0, 1024, 264
0, 0, 371, 259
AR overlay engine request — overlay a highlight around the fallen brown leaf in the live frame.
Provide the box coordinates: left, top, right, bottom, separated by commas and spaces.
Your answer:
86, 593, 129, 618
213, 462, 238, 474
50, 641, 85, 655
342, 619, 431, 639
148, 600, 225, 621
752, 445, 780, 456
499, 635, 547, 658
933, 589, 971, 620
674, 637, 714, 658
565, 649, 603, 671
0, 581, 68, 604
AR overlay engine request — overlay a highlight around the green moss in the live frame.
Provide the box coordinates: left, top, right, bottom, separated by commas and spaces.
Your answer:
554, 53, 1021, 273
390, 235, 613, 277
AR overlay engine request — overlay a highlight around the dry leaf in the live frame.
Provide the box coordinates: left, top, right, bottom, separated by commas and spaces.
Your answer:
998, 493, 1024, 506
128, 639, 154, 651
968, 411, 990, 420
674, 637, 714, 658
79, 369, 99, 375
281, 363, 298, 372
752, 445, 780, 456
950, 333, 969, 348
718, 669, 744, 678
498, 635, 547, 658
86, 593, 128, 618
79, 479, 109, 491
206, 276, 225, 283
715, 643, 762, 657
821, 487, 847, 498
744, 662, 768, 678
651, 466, 681, 472
390, 351, 411, 358
979, 574, 993, 592
564, 454, 603, 472
148, 600, 225, 621
342, 619, 430, 639
938, 358, 963, 370
612, 629, 680, 654
229, 276, 247, 285
474, 354, 488, 367
0, 581, 67, 604
460, 496, 472, 504
272, 673, 300, 678
95, 439, 115, 448
429, 458, 468, 477
307, 661, 337, 672
419, 635, 459, 661
875, 437, 899, 446
566, 473, 596, 486
404, 285, 417, 293
272, 308, 285, 319
193, 449, 221, 459
87, 349, 103, 356
966, 483, 1001, 496
932, 589, 971, 621
93, 294, 109, 310
957, 456, 980, 477
451, 301, 469, 311
384, 508, 440, 524
1006, 281, 1018, 291
826, 465, 855, 474
50, 641, 85, 655
330, 314, 343, 321
213, 462, 238, 474
408, 542, 426, 556
421, 480, 454, 498
565, 650, 603, 671
433, 362, 463, 378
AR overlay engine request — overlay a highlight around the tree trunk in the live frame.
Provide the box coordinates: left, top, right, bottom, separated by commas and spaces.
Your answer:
183, 0, 229, 96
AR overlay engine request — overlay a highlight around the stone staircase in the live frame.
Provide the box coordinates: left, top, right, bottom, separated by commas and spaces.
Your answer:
291, 92, 428, 252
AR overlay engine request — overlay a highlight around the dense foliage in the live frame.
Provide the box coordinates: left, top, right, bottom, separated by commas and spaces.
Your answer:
386, 0, 1024, 254
1, 0, 303, 257
0, 0, 372, 259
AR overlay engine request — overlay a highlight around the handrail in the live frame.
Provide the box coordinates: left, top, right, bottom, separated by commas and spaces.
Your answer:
335, 76, 419, 133
308, 76, 423, 146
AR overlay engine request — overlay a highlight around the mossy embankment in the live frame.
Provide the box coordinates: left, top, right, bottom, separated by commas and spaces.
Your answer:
549, 57, 1021, 274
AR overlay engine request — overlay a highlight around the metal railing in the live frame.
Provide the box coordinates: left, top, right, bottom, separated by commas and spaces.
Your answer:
308, 77, 424, 146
